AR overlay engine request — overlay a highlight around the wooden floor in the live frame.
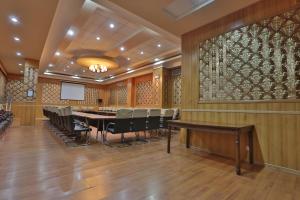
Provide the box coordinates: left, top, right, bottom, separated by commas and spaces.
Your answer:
0, 123, 299, 200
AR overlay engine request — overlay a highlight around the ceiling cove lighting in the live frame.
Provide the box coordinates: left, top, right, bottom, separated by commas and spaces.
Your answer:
164, 0, 215, 20
16, 51, 22, 56
9, 15, 20, 24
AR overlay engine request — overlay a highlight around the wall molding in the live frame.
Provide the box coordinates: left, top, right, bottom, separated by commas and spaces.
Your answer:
182, 109, 300, 115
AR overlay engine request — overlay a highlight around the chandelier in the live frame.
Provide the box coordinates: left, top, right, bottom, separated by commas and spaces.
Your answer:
89, 64, 108, 73
77, 56, 118, 73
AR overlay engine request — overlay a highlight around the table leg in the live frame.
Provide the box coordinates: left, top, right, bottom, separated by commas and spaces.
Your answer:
186, 129, 190, 148
235, 131, 241, 175
96, 120, 100, 141
167, 126, 171, 153
85, 117, 90, 145
248, 128, 254, 164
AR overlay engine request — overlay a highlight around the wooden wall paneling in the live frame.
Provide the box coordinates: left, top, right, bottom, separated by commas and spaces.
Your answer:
181, 0, 300, 170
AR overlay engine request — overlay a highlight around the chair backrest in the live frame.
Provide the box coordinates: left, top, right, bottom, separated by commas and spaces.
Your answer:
132, 109, 147, 132
173, 108, 180, 120
113, 109, 133, 133
116, 109, 133, 119
161, 109, 174, 117
147, 109, 161, 130
160, 109, 174, 129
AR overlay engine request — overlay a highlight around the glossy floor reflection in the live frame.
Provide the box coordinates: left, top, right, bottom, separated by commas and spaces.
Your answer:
0, 123, 299, 200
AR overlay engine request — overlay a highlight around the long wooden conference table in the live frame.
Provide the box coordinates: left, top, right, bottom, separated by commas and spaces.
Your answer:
72, 111, 116, 143
167, 120, 254, 175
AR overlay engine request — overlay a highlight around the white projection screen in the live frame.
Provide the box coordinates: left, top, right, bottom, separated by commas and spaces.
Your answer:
60, 82, 85, 100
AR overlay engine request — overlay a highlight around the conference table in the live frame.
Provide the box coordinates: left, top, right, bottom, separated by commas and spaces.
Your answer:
72, 111, 116, 143
167, 120, 255, 175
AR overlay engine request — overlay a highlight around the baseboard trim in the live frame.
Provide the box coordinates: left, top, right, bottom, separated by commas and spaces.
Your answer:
183, 144, 300, 176
265, 163, 300, 176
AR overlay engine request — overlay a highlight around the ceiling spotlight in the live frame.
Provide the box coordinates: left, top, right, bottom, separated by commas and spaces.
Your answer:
63, 69, 66, 72
83, 69, 86, 73
95, 79, 104, 82
67, 28, 75, 37
73, 75, 80, 79
154, 58, 160, 62
110, 76, 115, 79
48, 63, 54, 67
96, 36, 101, 41
127, 57, 130, 61
20, 70, 24, 73
55, 51, 61, 56
9, 15, 20, 24
120, 46, 125, 51
13, 37, 21, 42
18, 63, 22, 66
16, 51, 22, 56
70, 61, 74, 65
157, 44, 161, 48
127, 68, 131, 71
127, 70, 134, 74
66, 65, 70, 68
140, 51, 144, 55
109, 23, 115, 29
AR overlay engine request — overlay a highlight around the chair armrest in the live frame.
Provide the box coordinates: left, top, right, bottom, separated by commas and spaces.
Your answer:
106, 122, 116, 130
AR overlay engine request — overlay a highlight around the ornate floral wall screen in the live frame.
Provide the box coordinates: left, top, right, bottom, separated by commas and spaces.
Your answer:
199, 8, 300, 102
0, 71, 6, 102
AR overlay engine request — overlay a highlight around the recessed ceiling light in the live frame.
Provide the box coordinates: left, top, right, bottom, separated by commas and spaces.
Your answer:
95, 79, 104, 82
20, 70, 23, 73
18, 63, 22, 66
109, 23, 115, 29
82, 69, 85, 73
96, 36, 101, 41
63, 69, 66, 72
110, 76, 115, 79
72, 75, 80, 79
48, 63, 54, 67
9, 15, 20, 24
13, 37, 21, 42
157, 44, 161, 48
66, 65, 70, 68
67, 28, 75, 36
127, 70, 134, 74
70, 61, 74, 65
16, 51, 22, 56
120, 46, 125, 51
55, 51, 61, 56
154, 58, 160, 62
127, 57, 130, 61
127, 68, 131, 71
140, 51, 144, 55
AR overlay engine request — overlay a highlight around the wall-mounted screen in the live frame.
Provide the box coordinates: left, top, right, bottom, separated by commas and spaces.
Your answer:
61, 82, 85, 100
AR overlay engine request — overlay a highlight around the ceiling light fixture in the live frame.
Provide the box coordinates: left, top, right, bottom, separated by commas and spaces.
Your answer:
9, 15, 20, 24
66, 65, 70, 68
127, 68, 131, 71
154, 58, 160, 62
109, 23, 115, 29
127, 70, 134, 74
55, 51, 61, 56
67, 28, 75, 36
72, 75, 80, 79
127, 57, 130, 61
95, 79, 104, 82
96, 36, 101, 41
157, 44, 161, 48
13, 36, 21, 42
20, 70, 24, 73
120, 46, 125, 51
48, 63, 54, 67
70, 61, 74, 65
18, 63, 22, 66
77, 56, 118, 73
16, 51, 22, 56
140, 51, 144, 55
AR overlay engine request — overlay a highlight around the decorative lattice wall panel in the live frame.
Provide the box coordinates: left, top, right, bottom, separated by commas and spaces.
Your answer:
0, 71, 6, 101
6, 80, 26, 102
171, 69, 182, 105
199, 8, 300, 102
42, 83, 68, 104
118, 85, 128, 105
78, 87, 100, 105
109, 88, 117, 105
152, 77, 160, 105
136, 80, 153, 105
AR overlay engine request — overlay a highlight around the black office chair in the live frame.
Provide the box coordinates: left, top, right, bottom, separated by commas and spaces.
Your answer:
131, 109, 148, 141
105, 109, 133, 143
160, 109, 175, 133
146, 109, 161, 131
